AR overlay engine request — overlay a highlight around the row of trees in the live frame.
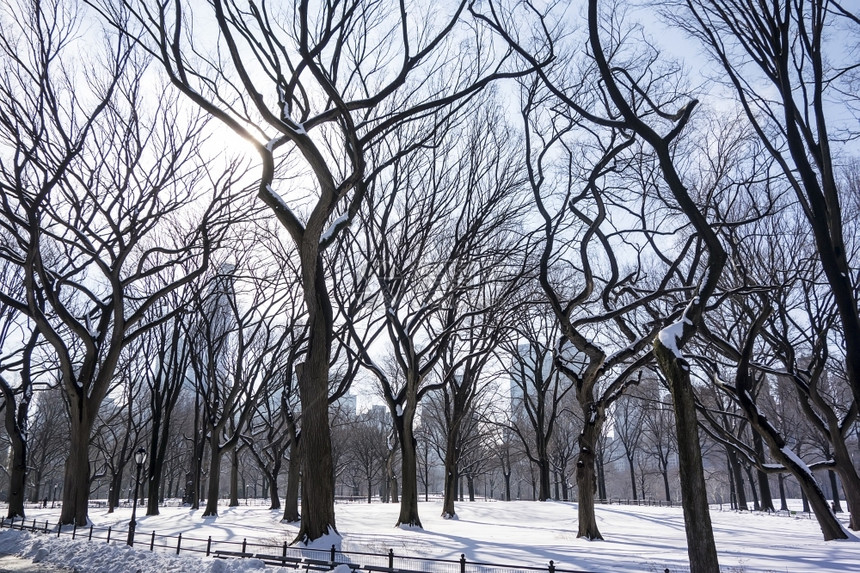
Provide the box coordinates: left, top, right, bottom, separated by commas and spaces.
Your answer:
0, 1, 858, 571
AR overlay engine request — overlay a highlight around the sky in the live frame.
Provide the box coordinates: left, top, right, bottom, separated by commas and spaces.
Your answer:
0, 499, 857, 572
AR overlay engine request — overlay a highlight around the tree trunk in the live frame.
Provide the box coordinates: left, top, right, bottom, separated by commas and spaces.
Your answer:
626, 454, 638, 501
441, 423, 460, 518
283, 440, 301, 522
537, 446, 551, 501
728, 448, 748, 511
108, 471, 122, 513
467, 475, 475, 502
745, 465, 760, 511
4, 415, 26, 519
395, 411, 420, 527
830, 436, 860, 529
576, 419, 602, 540
229, 447, 239, 507
778, 473, 788, 511
294, 257, 337, 543
268, 459, 282, 510
656, 342, 720, 573
60, 414, 94, 526
202, 441, 222, 517
753, 432, 774, 512
597, 452, 607, 501
441, 451, 458, 518
829, 470, 842, 513
661, 461, 671, 503
503, 471, 511, 502
191, 390, 203, 510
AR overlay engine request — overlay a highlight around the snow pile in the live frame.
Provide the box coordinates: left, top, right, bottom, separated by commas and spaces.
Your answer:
0, 529, 270, 572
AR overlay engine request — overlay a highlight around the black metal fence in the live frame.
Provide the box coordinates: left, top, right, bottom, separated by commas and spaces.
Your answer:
0, 515, 595, 573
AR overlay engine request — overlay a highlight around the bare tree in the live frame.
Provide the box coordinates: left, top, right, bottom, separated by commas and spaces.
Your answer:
0, 0, 239, 525
341, 107, 531, 527
670, 0, 860, 424
100, 0, 540, 542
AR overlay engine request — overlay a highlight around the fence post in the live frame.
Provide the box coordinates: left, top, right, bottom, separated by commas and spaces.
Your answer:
176, 533, 182, 555
8, 517, 13, 530
282, 541, 287, 557
548, 560, 555, 573
57, 521, 62, 538
242, 538, 247, 554
388, 548, 394, 569
150, 531, 155, 551
331, 544, 336, 563
32, 519, 37, 531
72, 523, 77, 540
106, 526, 111, 544
89, 524, 93, 540
44, 521, 49, 533
206, 536, 212, 556
460, 553, 466, 573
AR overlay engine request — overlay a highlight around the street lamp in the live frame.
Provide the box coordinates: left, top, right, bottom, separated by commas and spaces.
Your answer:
127, 447, 148, 546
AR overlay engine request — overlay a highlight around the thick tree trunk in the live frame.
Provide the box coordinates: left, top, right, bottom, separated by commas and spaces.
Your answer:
4, 419, 26, 519
441, 455, 458, 518
283, 440, 301, 522
537, 446, 551, 501
660, 456, 672, 503
295, 275, 337, 542
503, 471, 511, 502
268, 460, 282, 510
752, 433, 774, 512
656, 342, 720, 573
396, 421, 420, 527
829, 471, 842, 512
229, 447, 239, 507
467, 475, 475, 501
576, 420, 602, 540
778, 474, 788, 511
829, 436, 860, 529
441, 424, 460, 518
146, 401, 174, 515
108, 471, 122, 513
60, 415, 94, 526
202, 442, 222, 516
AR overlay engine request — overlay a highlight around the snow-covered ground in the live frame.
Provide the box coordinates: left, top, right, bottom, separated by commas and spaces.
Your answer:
0, 500, 856, 572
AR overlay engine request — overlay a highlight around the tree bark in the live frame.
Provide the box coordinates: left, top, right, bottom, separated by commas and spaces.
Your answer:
626, 454, 638, 501
294, 263, 337, 542
396, 419, 420, 527
283, 445, 301, 522
229, 446, 239, 507
60, 414, 95, 526
753, 433, 775, 512
656, 342, 720, 573
576, 420, 602, 540
778, 474, 788, 511
1, 386, 28, 519
202, 441, 222, 516
728, 448, 748, 511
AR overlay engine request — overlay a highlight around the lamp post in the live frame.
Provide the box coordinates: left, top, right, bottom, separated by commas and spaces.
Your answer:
127, 447, 147, 546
